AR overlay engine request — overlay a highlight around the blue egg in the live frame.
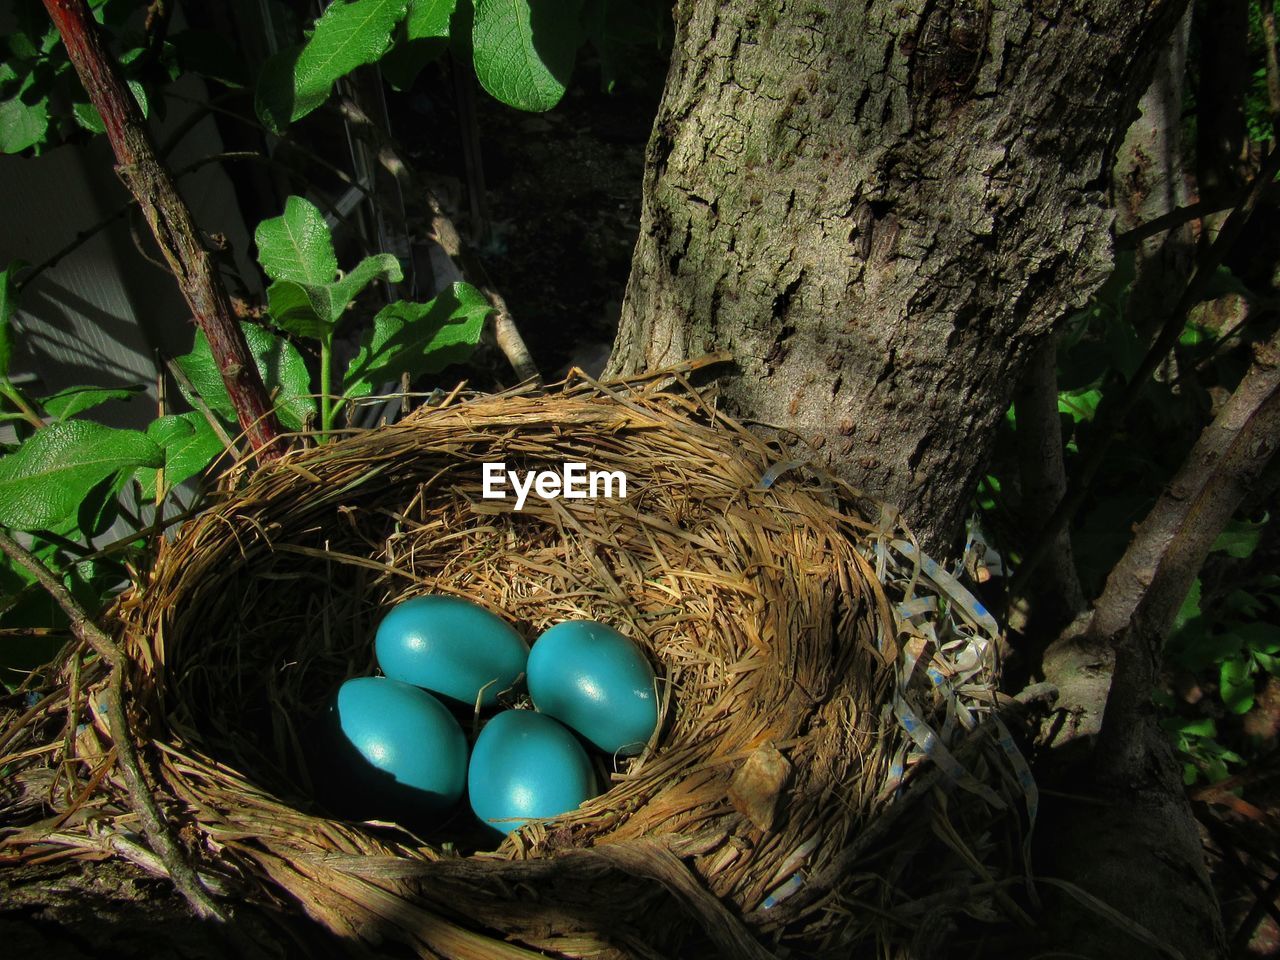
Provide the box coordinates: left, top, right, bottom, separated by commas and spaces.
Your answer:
332, 676, 467, 811
468, 710, 596, 834
527, 620, 659, 756
375, 595, 529, 708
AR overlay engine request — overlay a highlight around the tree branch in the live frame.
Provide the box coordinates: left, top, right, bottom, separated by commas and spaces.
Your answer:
1092, 327, 1280, 780
1013, 143, 1280, 595
1014, 335, 1085, 635
42, 0, 284, 460
0, 528, 223, 921
336, 97, 542, 385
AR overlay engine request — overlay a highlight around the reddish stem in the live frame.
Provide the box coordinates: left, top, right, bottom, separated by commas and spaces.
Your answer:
43, 0, 284, 459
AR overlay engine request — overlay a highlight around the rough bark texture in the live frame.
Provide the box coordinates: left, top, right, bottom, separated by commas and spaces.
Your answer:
608, 0, 1189, 550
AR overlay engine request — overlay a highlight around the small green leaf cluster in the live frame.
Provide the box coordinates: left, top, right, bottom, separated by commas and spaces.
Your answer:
0, 196, 490, 688
0, 0, 252, 156
254, 0, 668, 129
1162, 524, 1280, 783
249, 195, 492, 437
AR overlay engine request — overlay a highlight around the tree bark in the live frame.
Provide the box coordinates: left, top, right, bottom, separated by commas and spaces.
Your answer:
608, 0, 1190, 551
1014, 335, 1084, 637
1040, 331, 1280, 960
1114, 6, 1194, 338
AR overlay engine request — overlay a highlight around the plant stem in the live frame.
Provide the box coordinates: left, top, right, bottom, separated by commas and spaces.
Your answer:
319, 337, 333, 441
42, 0, 283, 461
0, 380, 46, 429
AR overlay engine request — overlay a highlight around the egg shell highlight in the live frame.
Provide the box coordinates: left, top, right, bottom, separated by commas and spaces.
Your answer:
375, 595, 529, 708
468, 710, 597, 835
527, 620, 659, 756
331, 676, 467, 812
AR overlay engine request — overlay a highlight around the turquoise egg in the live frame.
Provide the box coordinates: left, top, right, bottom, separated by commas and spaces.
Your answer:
468, 710, 596, 835
527, 620, 659, 756
331, 676, 467, 812
375, 595, 529, 708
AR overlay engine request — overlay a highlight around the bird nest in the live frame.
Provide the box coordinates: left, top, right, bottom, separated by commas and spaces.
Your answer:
0, 372, 1032, 958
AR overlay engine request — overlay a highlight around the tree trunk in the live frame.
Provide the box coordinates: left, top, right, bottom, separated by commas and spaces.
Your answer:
608, 0, 1190, 551
1114, 6, 1194, 338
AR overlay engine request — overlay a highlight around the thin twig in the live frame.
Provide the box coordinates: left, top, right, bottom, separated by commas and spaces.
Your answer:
0, 528, 223, 920
162, 356, 242, 458
43, 0, 283, 459
1013, 144, 1280, 595
1112, 193, 1253, 250
1092, 328, 1280, 781
1013, 334, 1084, 634
337, 97, 543, 385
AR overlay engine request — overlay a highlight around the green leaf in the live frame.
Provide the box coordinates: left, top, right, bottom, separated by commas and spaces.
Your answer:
255, 0, 410, 130
1220, 656, 1255, 714
0, 420, 161, 531
255, 195, 338, 286
381, 0, 455, 88
255, 45, 315, 134
380, 34, 449, 89
64, 554, 127, 618
1212, 514, 1268, 559
1057, 387, 1102, 424
257, 199, 401, 339
174, 323, 316, 432
39, 384, 141, 421
406, 0, 456, 37
472, 0, 582, 112
0, 94, 48, 153
1256, 652, 1280, 677
76, 470, 123, 539
1230, 621, 1280, 656
1161, 714, 1215, 738
343, 282, 491, 397
136, 412, 225, 498
266, 253, 402, 339
0, 260, 25, 380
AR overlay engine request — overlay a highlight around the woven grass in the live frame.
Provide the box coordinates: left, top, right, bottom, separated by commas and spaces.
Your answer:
0, 372, 1029, 959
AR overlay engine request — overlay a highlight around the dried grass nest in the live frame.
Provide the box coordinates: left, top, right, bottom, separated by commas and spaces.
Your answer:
2, 373, 1031, 959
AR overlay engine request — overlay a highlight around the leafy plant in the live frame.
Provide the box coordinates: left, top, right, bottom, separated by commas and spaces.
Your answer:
0, 191, 490, 687
0, 0, 183, 155
250, 194, 491, 437
254, 0, 665, 127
